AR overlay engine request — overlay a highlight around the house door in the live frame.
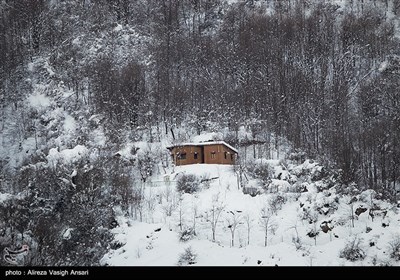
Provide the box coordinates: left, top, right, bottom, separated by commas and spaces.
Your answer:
201, 146, 205, 163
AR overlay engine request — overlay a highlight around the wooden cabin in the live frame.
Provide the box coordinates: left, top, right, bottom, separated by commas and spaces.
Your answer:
167, 141, 238, 166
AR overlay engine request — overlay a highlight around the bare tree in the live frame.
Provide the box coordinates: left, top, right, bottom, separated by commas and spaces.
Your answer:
225, 211, 242, 247
192, 200, 199, 235
163, 184, 173, 204
207, 193, 225, 242
290, 223, 302, 250
136, 147, 156, 183
243, 212, 253, 246
340, 197, 356, 228
349, 199, 355, 228
131, 184, 145, 221
145, 188, 157, 223
162, 192, 178, 219
177, 195, 185, 231
259, 207, 276, 247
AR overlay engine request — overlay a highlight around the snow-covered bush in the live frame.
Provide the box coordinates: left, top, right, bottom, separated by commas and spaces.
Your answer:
247, 160, 272, 185
339, 237, 366, 262
268, 192, 287, 215
311, 166, 329, 182
298, 206, 313, 223
288, 150, 306, 164
199, 173, 211, 189
243, 186, 261, 197
179, 228, 196, 242
135, 146, 159, 183
161, 191, 179, 217
314, 195, 339, 216
177, 246, 197, 266
292, 236, 303, 250
389, 237, 400, 261
176, 174, 200, 194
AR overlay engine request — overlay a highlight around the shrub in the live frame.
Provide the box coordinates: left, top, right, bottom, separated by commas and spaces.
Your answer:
243, 186, 261, 197
288, 151, 306, 163
176, 174, 200, 194
179, 228, 196, 242
389, 237, 400, 261
177, 246, 197, 266
200, 173, 211, 189
292, 236, 303, 250
247, 161, 272, 184
268, 192, 287, 214
339, 237, 366, 262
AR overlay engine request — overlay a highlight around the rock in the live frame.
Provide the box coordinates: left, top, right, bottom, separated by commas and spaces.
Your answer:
321, 224, 329, 233
154, 228, 161, 232
320, 220, 333, 233
355, 207, 367, 216
109, 220, 119, 229
257, 260, 262, 265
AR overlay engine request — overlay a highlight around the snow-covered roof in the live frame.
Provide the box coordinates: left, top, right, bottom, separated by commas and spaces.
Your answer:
166, 141, 238, 154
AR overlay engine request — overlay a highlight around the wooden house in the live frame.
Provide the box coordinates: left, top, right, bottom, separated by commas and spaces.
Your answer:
167, 141, 238, 166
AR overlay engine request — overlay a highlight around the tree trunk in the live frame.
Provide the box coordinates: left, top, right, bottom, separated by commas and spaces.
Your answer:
264, 230, 268, 247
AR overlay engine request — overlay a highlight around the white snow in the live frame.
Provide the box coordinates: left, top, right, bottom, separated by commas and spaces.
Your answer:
72, 37, 80, 45
378, 60, 388, 72
62, 228, 74, 240
114, 24, 123, 32
70, 169, 77, 178
28, 93, 51, 108
0, 193, 13, 203
192, 132, 221, 143
27, 62, 34, 72
167, 141, 238, 154
115, 142, 138, 160
101, 157, 400, 266
44, 60, 55, 77
91, 128, 106, 147
63, 115, 76, 133
47, 145, 88, 166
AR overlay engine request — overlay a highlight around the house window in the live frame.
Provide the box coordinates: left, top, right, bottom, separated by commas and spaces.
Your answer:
211, 152, 216, 159
178, 153, 186, 160
194, 152, 198, 160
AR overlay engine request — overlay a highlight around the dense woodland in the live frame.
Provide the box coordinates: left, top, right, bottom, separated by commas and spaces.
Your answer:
1, 0, 400, 265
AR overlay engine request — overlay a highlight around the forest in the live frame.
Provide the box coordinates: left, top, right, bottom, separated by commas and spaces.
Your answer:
0, 0, 400, 266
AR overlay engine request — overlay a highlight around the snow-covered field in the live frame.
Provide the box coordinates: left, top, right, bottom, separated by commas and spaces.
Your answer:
101, 162, 400, 266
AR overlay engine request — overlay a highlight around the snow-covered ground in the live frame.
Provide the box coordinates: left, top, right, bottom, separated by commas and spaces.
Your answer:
101, 161, 400, 266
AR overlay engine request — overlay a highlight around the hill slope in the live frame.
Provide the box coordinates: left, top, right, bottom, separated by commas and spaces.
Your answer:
101, 161, 400, 266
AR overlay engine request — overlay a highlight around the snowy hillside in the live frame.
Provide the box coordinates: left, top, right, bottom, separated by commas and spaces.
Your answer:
1, 0, 400, 267
101, 160, 400, 266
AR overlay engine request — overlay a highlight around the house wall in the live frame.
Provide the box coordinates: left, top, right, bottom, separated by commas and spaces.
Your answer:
170, 146, 203, 166
203, 144, 236, 165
